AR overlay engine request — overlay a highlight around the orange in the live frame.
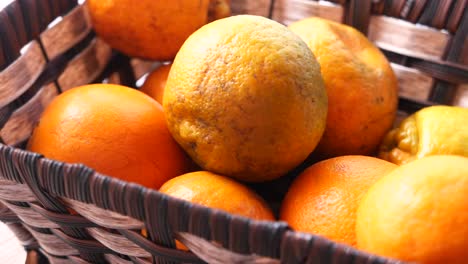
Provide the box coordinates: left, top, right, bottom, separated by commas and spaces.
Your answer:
280, 155, 396, 246
289, 17, 398, 158
87, 0, 230, 60
140, 64, 172, 104
160, 170, 275, 251
160, 171, 275, 221
356, 155, 468, 264
28, 84, 190, 190
163, 15, 328, 182
379, 105, 468, 165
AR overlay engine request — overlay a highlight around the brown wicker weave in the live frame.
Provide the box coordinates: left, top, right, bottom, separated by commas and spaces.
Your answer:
0, 0, 466, 263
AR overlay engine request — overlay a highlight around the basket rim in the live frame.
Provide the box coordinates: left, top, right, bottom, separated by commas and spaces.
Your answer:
0, 142, 402, 263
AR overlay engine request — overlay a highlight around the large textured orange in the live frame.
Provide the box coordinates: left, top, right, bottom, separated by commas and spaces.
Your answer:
356, 155, 468, 264
28, 84, 190, 190
289, 17, 398, 158
160, 171, 275, 220
163, 15, 328, 182
87, 0, 230, 60
140, 64, 171, 104
280, 155, 396, 246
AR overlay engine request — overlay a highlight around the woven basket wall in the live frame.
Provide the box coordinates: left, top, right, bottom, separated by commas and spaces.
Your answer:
0, 0, 467, 263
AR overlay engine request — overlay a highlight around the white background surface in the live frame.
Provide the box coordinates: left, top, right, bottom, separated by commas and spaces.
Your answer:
1, 1, 28, 264
0, 0, 12, 10
0, 223, 26, 264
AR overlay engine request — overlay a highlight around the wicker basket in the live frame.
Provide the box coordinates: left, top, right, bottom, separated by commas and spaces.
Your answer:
0, 0, 467, 263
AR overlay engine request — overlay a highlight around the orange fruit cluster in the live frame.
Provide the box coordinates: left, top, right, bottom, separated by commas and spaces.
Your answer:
24, 2, 468, 262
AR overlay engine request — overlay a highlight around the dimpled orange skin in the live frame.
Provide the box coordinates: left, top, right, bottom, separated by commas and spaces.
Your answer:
160, 171, 275, 221
280, 155, 396, 246
86, 0, 210, 60
163, 15, 328, 182
289, 17, 398, 158
140, 64, 172, 104
27, 84, 190, 190
356, 155, 468, 264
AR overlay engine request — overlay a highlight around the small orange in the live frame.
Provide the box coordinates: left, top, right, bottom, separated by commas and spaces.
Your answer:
356, 155, 468, 264
160, 171, 274, 251
140, 64, 172, 104
160, 171, 275, 221
280, 155, 397, 246
289, 17, 398, 158
28, 84, 190, 189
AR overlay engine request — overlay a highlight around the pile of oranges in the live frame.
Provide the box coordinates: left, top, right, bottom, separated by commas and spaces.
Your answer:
26, 1, 468, 263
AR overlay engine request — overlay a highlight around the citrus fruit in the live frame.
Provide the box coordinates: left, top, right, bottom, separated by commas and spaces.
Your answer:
163, 15, 328, 182
289, 17, 398, 158
356, 155, 468, 263
140, 64, 172, 104
160, 170, 275, 251
160, 171, 275, 220
87, 0, 230, 60
280, 155, 396, 246
379, 105, 468, 165
28, 84, 190, 189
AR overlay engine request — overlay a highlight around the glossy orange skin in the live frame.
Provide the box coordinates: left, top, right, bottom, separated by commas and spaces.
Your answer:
280, 155, 396, 246
140, 64, 172, 105
160, 170, 275, 251
87, 0, 210, 60
160, 171, 275, 221
28, 84, 190, 189
356, 155, 468, 264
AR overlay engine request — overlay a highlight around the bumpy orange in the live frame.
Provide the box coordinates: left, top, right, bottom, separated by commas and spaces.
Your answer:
289, 17, 398, 158
163, 15, 328, 182
140, 64, 172, 104
87, 0, 230, 60
160, 171, 275, 220
280, 155, 396, 246
28, 84, 190, 189
356, 155, 468, 264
